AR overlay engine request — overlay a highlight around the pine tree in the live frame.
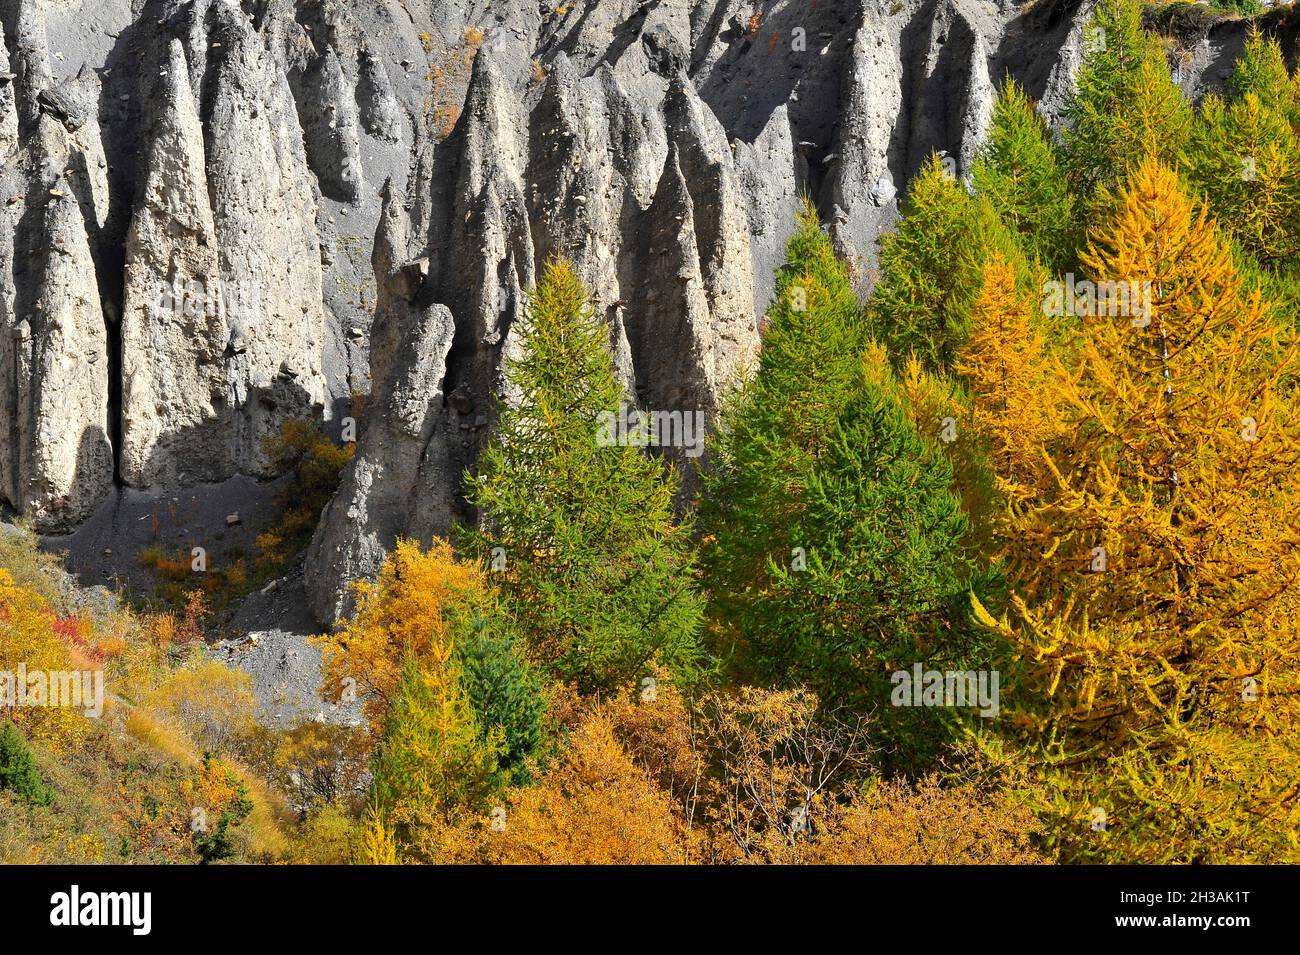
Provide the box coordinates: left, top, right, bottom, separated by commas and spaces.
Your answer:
460, 259, 704, 694
978, 156, 1300, 862
705, 210, 991, 764
701, 201, 868, 649
1061, 0, 1191, 198
0, 721, 52, 806
868, 155, 984, 371
1228, 27, 1292, 106
972, 79, 1075, 273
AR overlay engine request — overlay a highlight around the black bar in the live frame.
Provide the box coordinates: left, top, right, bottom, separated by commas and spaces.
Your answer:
0, 865, 1280, 943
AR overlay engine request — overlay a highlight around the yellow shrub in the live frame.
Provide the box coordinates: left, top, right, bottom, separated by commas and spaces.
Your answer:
0, 570, 91, 749
318, 538, 487, 737
147, 658, 258, 753
422, 711, 691, 865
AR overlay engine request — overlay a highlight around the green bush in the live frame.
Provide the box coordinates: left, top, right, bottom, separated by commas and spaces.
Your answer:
0, 721, 53, 806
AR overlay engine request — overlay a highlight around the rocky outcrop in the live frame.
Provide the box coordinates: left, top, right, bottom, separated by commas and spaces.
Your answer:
305, 180, 458, 624
296, 48, 364, 202
306, 36, 762, 620
0, 118, 112, 530
119, 40, 225, 489
0, 0, 1273, 618
202, 2, 330, 477
2, 0, 52, 135
0, 20, 20, 160
357, 48, 403, 145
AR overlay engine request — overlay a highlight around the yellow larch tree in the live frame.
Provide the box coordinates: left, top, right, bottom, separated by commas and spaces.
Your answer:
316, 538, 487, 738
978, 155, 1300, 862
957, 252, 1059, 506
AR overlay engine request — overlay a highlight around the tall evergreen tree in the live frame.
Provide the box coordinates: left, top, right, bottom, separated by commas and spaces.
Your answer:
1061, 0, 1191, 198
1228, 27, 1293, 106
460, 259, 704, 694
868, 155, 985, 371
869, 155, 1035, 372
705, 209, 992, 767
701, 200, 868, 650
756, 370, 989, 770
972, 79, 1075, 274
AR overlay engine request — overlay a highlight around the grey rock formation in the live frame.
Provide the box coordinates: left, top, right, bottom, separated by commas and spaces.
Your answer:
2, 0, 52, 135
297, 48, 364, 202
0, 20, 20, 160
305, 181, 458, 625
0, 0, 1270, 623
202, 2, 329, 477
120, 40, 226, 489
0, 109, 112, 532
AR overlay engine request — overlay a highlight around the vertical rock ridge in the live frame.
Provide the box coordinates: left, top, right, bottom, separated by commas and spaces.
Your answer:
120, 39, 226, 489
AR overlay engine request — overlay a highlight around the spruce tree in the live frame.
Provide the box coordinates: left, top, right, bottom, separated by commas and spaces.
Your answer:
451, 604, 547, 786
867, 155, 984, 371
705, 209, 992, 768
460, 259, 704, 694
1228, 27, 1292, 106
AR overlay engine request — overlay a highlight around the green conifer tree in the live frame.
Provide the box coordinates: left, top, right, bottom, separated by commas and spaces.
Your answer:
451, 605, 547, 786
704, 210, 992, 769
972, 79, 1075, 274
371, 654, 502, 831
1061, 0, 1192, 198
460, 259, 704, 694
701, 203, 868, 663
1185, 31, 1300, 269
868, 155, 1035, 372
757, 372, 990, 770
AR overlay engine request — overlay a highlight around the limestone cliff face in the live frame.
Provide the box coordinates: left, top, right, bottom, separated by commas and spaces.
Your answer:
0, 0, 1266, 612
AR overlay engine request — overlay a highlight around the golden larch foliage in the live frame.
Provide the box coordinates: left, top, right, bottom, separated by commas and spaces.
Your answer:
984, 155, 1300, 862
957, 252, 1058, 504
317, 538, 487, 738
